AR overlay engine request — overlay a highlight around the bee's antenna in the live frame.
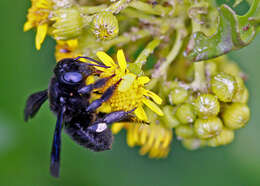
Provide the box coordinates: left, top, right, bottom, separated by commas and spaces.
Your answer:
74, 56, 110, 69
74, 56, 104, 66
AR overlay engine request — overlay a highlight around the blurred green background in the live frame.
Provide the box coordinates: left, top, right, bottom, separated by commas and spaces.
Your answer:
1, 0, 260, 185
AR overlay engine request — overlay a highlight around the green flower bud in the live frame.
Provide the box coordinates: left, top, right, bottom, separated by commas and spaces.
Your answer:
176, 103, 196, 124
194, 94, 220, 118
221, 103, 250, 130
182, 138, 207, 150
51, 7, 84, 40
161, 106, 180, 128
205, 61, 218, 76
240, 88, 249, 104
211, 73, 237, 102
232, 76, 248, 103
176, 125, 195, 138
218, 60, 241, 77
91, 12, 119, 40
169, 87, 188, 105
194, 117, 223, 139
208, 128, 234, 147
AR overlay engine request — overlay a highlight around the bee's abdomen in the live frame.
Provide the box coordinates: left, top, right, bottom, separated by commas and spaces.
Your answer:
64, 122, 113, 151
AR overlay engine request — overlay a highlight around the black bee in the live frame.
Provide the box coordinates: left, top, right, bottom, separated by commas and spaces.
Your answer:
24, 57, 135, 178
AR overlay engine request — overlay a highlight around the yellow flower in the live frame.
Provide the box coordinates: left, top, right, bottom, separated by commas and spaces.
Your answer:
94, 49, 164, 121
55, 39, 80, 61
24, 0, 52, 50
112, 122, 173, 158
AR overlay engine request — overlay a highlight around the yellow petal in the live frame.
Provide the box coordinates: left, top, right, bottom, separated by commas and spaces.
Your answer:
96, 51, 116, 67
126, 126, 135, 147
111, 123, 125, 134
67, 39, 78, 48
35, 24, 48, 50
23, 21, 33, 31
162, 131, 172, 148
146, 127, 155, 147
134, 106, 148, 121
161, 148, 169, 158
142, 98, 164, 116
97, 102, 112, 113
85, 75, 95, 85
137, 76, 150, 84
140, 125, 148, 145
139, 144, 150, 155
144, 90, 162, 105
117, 49, 127, 71
149, 147, 160, 158
153, 128, 163, 149
133, 124, 140, 144
118, 73, 137, 92
157, 149, 164, 158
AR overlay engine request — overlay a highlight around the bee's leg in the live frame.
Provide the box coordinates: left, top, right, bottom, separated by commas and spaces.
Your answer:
87, 109, 135, 133
86, 80, 120, 112
78, 75, 114, 95
50, 106, 65, 178
65, 122, 113, 152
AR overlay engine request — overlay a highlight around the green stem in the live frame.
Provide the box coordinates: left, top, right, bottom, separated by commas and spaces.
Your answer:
81, 15, 93, 27
190, 61, 207, 92
79, 4, 107, 14
189, 19, 207, 91
129, 1, 171, 16
80, 0, 134, 15
135, 38, 161, 67
106, 0, 134, 14
153, 30, 183, 78
128, 38, 161, 75
121, 8, 162, 25
102, 29, 151, 50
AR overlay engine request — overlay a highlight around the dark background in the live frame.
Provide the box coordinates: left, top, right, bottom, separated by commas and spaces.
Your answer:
0, 0, 259, 185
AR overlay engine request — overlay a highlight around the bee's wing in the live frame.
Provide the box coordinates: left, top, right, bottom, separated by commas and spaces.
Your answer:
50, 107, 65, 178
24, 90, 48, 121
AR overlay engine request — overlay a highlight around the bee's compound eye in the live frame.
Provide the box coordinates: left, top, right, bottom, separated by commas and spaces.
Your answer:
63, 72, 83, 84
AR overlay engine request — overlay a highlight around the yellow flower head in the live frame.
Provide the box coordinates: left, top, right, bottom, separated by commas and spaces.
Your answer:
112, 122, 172, 158
24, 0, 53, 50
94, 49, 164, 121
55, 39, 79, 61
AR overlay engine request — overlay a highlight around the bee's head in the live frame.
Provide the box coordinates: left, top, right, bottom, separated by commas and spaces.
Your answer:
54, 58, 92, 86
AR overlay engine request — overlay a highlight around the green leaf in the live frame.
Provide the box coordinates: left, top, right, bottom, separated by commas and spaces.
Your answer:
185, 0, 260, 62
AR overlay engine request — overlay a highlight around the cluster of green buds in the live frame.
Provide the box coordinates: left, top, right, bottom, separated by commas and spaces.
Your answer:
24, 0, 259, 158
159, 57, 250, 150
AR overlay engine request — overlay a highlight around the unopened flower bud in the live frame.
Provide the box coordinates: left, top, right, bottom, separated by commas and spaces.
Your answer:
176, 125, 195, 138
91, 12, 119, 40
161, 106, 180, 128
218, 60, 241, 77
205, 61, 218, 76
182, 138, 207, 150
169, 87, 188, 105
232, 76, 248, 103
51, 7, 83, 40
208, 128, 234, 147
176, 103, 196, 124
221, 103, 250, 130
194, 117, 223, 139
211, 72, 237, 102
194, 94, 220, 118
